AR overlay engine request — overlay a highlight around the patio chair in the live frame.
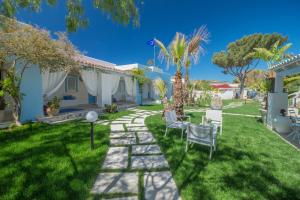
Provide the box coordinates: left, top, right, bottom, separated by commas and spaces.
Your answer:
202, 109, 223, 135
164, 110, 190, 140
185, 123, 217, 159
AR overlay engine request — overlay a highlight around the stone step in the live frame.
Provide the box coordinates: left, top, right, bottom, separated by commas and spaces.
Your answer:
132, 144, 161, 154
144, 171, 181, 200
102, 147, 128, 169
91, 172, 138, 194
131, 155, 169, 169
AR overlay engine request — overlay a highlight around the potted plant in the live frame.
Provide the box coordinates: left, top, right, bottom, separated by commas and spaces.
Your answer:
46, 96, 60, 116
0, 97, 6, 121
105, 104, 118, 113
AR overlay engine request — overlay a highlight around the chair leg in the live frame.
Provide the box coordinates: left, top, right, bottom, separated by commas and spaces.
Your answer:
181, 129, 184, 140
185, 140, 188, 152
220, 125, 223, 135
209, 146, 213, 160
165, 127, 168, 136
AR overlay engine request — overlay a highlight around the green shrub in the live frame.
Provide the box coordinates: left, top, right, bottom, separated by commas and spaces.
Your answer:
105, 104, 118, 113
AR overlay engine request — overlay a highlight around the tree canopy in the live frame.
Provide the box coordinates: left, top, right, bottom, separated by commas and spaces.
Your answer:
212, 33, 288, 97
0, 16, 79, 72
0, 16, 79, 124
0, 0, 141, 32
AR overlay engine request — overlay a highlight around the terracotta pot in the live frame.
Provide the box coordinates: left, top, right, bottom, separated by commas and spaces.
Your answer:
47, 108, 59, 117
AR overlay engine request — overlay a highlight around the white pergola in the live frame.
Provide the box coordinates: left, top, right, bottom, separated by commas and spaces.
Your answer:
267, 54, 300, 128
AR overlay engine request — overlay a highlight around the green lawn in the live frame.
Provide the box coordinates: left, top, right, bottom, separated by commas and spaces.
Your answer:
145, 112, 300, 200
224, 100, 261, 115
137, 104, 163, 111
0, 110, 131, 200
101, 110, 134, 120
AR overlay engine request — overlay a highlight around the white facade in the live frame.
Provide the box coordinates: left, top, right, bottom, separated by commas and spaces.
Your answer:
267, 54, 300, 128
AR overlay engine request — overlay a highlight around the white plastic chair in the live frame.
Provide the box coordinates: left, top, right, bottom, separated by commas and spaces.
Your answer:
164, 110, 190, 139
185, 123, 217, 159
202, 109, 223, 135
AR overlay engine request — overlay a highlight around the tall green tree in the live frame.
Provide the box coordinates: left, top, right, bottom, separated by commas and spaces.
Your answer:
155, 33, 187, 116
131, 68, 148, 105
155, 27, 209, 115
212, 33, 287, 98
183, 26, 209, 104
0, 16, 79, 125
0, 0, 141, 32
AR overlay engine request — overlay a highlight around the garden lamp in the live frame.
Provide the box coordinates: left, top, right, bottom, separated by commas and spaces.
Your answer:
86, 111, 98, 150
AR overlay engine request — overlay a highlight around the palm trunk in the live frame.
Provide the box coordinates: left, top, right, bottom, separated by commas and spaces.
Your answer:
174, 71, 184, 116
184, 72, 189, 105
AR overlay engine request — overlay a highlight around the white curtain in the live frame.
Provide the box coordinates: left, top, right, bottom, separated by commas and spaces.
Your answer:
111, 74, 121, 95
80, 69, 98, 96
42, 70, 68, 98
124, 76, 134, 97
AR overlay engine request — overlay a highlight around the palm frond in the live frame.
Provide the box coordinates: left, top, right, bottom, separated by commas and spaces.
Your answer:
154, 38, 170, 67
278, 43, 292, 55
253, 47, 273, 61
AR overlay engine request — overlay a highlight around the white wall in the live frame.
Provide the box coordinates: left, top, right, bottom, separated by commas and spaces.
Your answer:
49, 73, 89, 107
267, 93, 288, 128
218, 90, 234, 100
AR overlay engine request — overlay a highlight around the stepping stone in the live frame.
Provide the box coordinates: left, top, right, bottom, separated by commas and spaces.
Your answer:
116, 118, 133, 121
102, 147, 128, 169
126, 124, 147, 127
91, 172, 138, 194
110, 132, 135, 138
144, 171, 181, 200
137, 132, 156, 144
127, 126, 148, 132
111, 124, 125, 132
133, 118, 145, 124
111, 137, 136, 145
131, 155, 169, 169
95, 120, 109, 124
132, 144, 161, 154
112, 120, 132, 123
119, 116, 135, 119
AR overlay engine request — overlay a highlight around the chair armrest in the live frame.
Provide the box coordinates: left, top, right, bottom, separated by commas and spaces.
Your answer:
177, 115, 191, 122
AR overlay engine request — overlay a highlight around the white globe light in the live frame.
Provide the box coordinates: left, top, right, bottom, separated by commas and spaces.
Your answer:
86, 111, 98, 122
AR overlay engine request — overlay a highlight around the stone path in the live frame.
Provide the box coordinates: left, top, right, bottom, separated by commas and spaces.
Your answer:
91, 108, 181, 200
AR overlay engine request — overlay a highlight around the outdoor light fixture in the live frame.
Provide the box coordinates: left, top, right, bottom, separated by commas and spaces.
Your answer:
86, 111, 98, 150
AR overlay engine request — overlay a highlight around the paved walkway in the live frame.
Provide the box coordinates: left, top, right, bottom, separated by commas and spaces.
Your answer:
91, 108, 181, 200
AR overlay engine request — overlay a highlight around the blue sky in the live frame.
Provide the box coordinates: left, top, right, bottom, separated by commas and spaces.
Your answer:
17, 0, 300, 82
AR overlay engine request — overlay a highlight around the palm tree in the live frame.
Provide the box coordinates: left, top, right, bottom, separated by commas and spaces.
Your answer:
155, 27, 209, 115
183, 26, 209, 104
153, 78, 167, 100
155, 32, 187, 116
252, 40, 292, 67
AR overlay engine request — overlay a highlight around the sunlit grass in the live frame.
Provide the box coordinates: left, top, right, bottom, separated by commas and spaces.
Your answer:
145, 112, 300, 200
0, 110, 131, 200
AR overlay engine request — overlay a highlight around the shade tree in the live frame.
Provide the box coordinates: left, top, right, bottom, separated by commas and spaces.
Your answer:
0, 16, 79, 125
0, 0, 141, 32
212, 33, 287, 98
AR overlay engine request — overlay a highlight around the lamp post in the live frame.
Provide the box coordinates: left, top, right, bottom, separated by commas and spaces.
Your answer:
86, 111, 98, 150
